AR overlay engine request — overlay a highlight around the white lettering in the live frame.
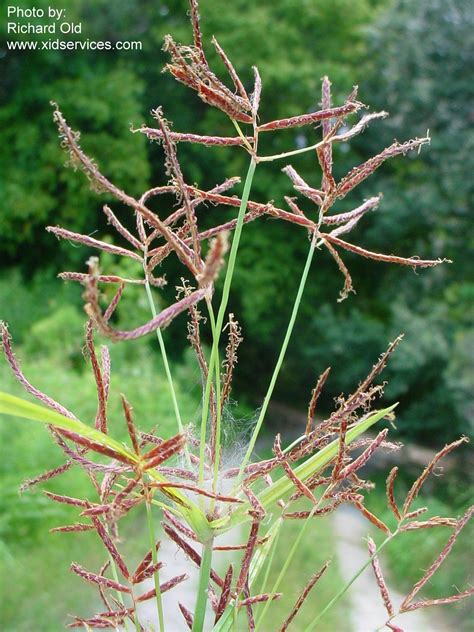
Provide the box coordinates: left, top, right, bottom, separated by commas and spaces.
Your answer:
7, 7, 44, 18
48, 7, 65, 20
60, 22, 81, 34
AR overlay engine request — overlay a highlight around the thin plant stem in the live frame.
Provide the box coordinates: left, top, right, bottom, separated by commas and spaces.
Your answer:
198, 157, 257, 485
257, 138, 327, 162
205, 299, 223, 498
145, 498, 165, 632
144, 275, 192, 469
192, 539, 214, 632
303, 533, 396, 632
231, 119, 254, 153
257, 517, 283, 596
255, 516, 314, 631
235, 229, 319, 487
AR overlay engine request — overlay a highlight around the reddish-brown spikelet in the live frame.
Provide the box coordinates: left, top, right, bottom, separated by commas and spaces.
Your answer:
319, 75, 334, 192
163, 509, 198, 541
235, 520, 260, 595
404, 507, 428, 520
152, 481, 243, 504
143, 432, 186, 469
132, 540, 161, 583
47, 226, 142, 261
212, 36, 248, 101
305, 367, 331, 435
70, 562, 131, 593
240, 592, 282, 607
44, 491, 91, 508
323, 233, 450, 269
102, 204, 143, 250
323, 240, 355, 302
400, 505, 474, 609
402, 437, 469, 516
323, 197, 381, 226
352, 500, 391, 535
1, 322, 77, 420
51, 523, 95, 533
400, 517, 458, 532
338, 429, 389, 478
279, 561, 331, 631
251, 66, 262, 117
386, 466, 401, 521
162, 523, 224, 587
336, 137, 430, 198
242, 581, 256, 631
215, 564, 233, 623
221, 313, 243, 410
332, 416, 349, 480
120, 395, 140, 455
133, 560, 164, 584
85, 320, 108, 434
20, 462, 74, 492
55, 427, 133, 464
136, 573, 188, 601
367, 536, 394, 617
257, 100, 362, 132
139, 126, 251, 146
179, 603, 194, 630
92, 517, 130, 579
274, 434, 317, 504
84, 259, 209, 341
197, 231, 228, 288
401, 588, 474, 612
103, 283, 125, 322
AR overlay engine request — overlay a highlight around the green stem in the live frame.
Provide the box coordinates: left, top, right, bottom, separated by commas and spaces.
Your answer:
192, 539, 214, 632
235, 229, 318, 486
144, 277, 191, 469
198, 157, 257, 485
255, 511, 315, 631
145, 499, 165, 632
206, 300, 223, 497
303, 533, 396, 632
257, 139, 326, 162
256, 517, 283, 597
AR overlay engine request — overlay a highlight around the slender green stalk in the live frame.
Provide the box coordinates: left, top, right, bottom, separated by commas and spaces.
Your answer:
192, 539, 214, 632
255, 511, 316, 631
231, 119, 254, 153
144, 276, 192, 469
206, 300, 224, 497
257, 138, 328, 162
145, 499, 165, 632
235, 229, 318, 486
303, 533, 396, 632
198, 157, 257, 485
256, 517, 283, 597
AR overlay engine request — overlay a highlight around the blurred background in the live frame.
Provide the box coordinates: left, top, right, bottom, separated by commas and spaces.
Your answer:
1, 0, 473, 629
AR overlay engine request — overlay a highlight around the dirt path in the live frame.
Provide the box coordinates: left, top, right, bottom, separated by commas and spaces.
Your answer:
333, 505, 450, 632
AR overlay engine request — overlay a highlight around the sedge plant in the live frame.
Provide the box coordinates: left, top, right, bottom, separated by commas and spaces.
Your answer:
0, 1, 472, 630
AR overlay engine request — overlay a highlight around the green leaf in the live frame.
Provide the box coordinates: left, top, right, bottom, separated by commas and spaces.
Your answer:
0, 391, 137, 461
